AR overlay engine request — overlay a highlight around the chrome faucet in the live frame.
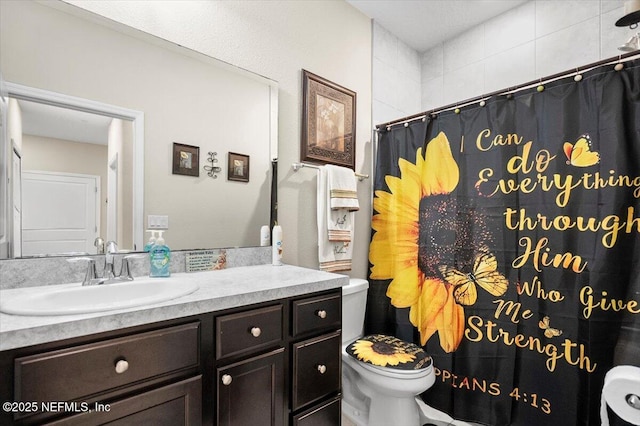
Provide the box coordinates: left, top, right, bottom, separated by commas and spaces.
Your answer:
69, 249, 141, 286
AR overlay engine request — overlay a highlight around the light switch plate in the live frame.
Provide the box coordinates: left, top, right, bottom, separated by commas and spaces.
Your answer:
148, 215, 169, 230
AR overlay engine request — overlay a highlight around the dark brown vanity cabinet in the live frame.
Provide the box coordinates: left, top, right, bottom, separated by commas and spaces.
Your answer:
290, 292, 342, 425
0, 288, 342, 426
3, 321, 203, 425
214, 304, 286, 425
213, 290, 342, 426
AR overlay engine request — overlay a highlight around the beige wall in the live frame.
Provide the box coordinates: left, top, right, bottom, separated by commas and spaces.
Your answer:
1, 0, 373, 276
0, 1, 274, 252
21, 134, 108, 239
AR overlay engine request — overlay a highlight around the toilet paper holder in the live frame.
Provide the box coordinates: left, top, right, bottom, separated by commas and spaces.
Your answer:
601, 365, 640, 426
627, 393, 640, 410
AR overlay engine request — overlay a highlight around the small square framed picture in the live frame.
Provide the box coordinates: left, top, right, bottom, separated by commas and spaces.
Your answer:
228, 152, 250, 182
172, 143, 199, 177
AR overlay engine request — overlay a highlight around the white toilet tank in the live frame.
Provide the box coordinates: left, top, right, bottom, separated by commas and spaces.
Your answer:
342, 278, 369, 345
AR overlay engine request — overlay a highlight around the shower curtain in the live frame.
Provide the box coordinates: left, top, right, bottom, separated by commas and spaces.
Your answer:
367, 58, 640, 426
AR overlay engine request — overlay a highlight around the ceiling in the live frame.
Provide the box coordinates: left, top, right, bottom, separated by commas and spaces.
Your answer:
17, 98, 112, 145
347, 0, 530, 52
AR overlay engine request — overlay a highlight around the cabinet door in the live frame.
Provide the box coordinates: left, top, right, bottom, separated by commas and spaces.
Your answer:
44, 375, 202, 426
217, 348, 285, 426
292, 331, 341, 411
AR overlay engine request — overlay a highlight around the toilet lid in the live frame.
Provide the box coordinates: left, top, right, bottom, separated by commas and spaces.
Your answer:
347, 334, 431, 370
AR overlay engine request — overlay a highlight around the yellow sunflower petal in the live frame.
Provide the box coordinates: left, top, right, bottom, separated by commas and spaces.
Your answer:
372, 192, 418, 229
370, 149, 422, 283
385, 263, 421, 307
422, 132, 460, 196
369, 221, 418, 281
409, 277, 448, 346
436, 285, 466, 353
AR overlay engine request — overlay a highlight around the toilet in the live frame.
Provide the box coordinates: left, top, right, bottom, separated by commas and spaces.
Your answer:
341, 278, 436, 426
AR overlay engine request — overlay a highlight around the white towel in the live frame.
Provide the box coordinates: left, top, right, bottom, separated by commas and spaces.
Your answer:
327, 165, 359, 211
318, 166, 353, 272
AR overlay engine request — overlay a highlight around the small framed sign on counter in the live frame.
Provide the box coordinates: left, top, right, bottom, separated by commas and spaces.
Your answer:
186, 250, 227, 272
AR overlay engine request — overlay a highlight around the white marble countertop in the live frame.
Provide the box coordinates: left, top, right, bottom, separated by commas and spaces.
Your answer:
0, 264, 348, 351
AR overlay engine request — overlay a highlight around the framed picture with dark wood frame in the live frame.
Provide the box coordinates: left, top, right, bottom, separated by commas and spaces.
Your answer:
228, 152, 250, 182
301, 69, 356, 170
172, 142, 200, 177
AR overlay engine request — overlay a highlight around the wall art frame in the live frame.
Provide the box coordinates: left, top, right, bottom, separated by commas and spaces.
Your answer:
172, 142, 200, 177
228, 152, 250, 182
301, 69, 356, 170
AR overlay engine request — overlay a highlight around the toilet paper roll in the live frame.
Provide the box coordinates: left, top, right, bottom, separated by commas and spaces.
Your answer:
600, 365, 640, 426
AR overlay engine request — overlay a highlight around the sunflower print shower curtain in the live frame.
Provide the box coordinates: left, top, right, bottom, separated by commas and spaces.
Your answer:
367, 59, 640, 426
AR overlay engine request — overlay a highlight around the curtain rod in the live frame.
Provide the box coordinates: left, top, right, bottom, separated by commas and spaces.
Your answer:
376, 51, 640, 130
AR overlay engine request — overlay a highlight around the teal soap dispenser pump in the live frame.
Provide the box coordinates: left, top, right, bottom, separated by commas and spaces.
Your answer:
149, 230, 171, 277
144, 230, 157, 252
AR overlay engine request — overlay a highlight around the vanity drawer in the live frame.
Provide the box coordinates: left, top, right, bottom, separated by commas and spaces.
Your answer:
291, 292, 341, 337
216, 304, 283, 359
291, 330, 341, 411
292, 395, 341, 426
14, 322, 200, 405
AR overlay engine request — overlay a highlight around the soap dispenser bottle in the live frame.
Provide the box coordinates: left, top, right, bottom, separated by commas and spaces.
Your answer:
149, 231, 171, 277
144, 230, 157, 252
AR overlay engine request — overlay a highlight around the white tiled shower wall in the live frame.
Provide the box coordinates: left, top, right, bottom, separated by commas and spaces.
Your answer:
373, 0, 629, 125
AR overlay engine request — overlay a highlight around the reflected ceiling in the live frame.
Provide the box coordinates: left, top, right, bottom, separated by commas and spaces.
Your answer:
18, 100, 112, 145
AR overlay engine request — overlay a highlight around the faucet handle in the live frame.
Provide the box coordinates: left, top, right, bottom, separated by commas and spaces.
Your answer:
67, 257, 99, 286
94, 237, 105, 254
120, 254, 146, 281
106, 241, 118, 253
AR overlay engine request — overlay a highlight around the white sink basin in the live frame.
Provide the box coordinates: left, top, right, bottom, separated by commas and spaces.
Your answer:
0, 279, 199, 316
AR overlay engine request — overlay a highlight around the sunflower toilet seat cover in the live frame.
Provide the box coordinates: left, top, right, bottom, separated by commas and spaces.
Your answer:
347, 334, 432, 370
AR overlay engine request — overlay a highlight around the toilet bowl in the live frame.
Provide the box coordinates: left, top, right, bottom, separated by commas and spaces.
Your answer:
341, 279, 435, 426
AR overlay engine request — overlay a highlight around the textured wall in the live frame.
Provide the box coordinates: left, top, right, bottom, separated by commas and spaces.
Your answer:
65, 0, 373, 276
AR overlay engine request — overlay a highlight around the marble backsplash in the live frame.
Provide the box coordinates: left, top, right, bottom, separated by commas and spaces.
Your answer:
0, 246, 271, 290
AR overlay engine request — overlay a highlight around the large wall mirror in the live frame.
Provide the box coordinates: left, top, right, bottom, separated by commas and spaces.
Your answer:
0, 0, 278, 259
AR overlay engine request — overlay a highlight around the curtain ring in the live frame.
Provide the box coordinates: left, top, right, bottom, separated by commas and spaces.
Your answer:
574, 68, 583, 82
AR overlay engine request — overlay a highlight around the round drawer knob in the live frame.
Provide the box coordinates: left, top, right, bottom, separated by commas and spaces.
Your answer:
114, 359, 129, 374
316, 310, 327, 319
317, 364, 327, 374
222, 374, 233, 386
250, 327, 262, 338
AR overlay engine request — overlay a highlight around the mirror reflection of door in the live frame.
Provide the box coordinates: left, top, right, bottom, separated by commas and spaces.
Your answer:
7, 97, 134, 257
22, 171, 99, 256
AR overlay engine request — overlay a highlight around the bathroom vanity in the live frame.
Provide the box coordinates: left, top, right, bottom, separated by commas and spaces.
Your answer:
0, 264, 347, 425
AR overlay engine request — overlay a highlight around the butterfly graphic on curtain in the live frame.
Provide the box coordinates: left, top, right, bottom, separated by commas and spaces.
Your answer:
538, 315, 563, 338
439, 246, 509, 306
563, 135, 600, 167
